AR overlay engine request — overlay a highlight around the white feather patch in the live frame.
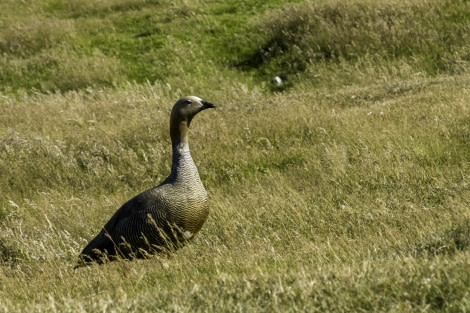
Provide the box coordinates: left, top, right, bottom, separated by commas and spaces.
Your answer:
183, 231, 193, 239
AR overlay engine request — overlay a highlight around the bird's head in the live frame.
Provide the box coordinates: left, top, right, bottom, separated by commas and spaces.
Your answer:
171, 96, 215, 127
170, 96, 216, 145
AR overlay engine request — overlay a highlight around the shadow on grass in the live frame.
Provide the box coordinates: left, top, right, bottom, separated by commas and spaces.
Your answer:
414, 218, 470, 257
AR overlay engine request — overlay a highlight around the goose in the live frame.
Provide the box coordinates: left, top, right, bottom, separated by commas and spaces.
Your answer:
75, 96, 215, 267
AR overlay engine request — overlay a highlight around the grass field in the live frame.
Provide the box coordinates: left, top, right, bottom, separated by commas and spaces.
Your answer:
1, 0, 470, 311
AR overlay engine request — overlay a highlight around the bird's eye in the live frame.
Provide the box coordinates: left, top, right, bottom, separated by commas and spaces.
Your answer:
184, 99, 192, 105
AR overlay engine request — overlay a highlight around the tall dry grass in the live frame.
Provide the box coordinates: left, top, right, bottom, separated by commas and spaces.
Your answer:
1, 0, 470, 311
1, 73, 470, 311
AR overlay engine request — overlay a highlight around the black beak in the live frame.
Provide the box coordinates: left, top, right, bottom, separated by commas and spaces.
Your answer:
201, 100, 216, 109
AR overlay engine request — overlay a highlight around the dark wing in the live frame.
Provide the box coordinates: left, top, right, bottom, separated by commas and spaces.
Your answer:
75, 188, 164, 267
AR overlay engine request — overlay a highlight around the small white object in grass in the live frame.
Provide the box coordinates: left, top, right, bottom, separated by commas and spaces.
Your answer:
274, 76, 282, 87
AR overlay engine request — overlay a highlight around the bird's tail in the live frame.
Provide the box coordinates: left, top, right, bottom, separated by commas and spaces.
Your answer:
74, 230, 116, 269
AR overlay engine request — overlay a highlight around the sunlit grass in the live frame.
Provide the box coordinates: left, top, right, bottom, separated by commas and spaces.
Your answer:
1, 0, 470, 311
1, 73, 470, 311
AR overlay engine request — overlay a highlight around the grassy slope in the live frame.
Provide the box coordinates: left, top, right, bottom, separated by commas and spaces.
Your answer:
1, 0, 470, 311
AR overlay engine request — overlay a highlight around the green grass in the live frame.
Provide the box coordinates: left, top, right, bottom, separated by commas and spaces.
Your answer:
1, 0, 470, 311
